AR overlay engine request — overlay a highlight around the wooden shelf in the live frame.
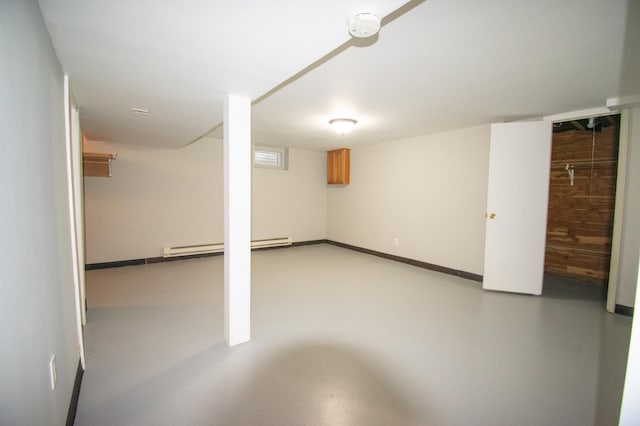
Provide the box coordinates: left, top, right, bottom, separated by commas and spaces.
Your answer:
83, 152, 116, 177
327, 148, 350, 185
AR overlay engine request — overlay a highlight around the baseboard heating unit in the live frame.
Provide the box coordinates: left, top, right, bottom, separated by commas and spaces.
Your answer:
163, 237, 292, 258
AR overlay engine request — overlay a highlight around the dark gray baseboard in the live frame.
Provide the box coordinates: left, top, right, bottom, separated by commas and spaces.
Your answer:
66, 359, 84, 426
615, 304, 634, 317
291, 239, 328, 247
84, 239, 480, 283
85, 240, 328, 270
326, 240, 483, 282
85, 258, 147, 270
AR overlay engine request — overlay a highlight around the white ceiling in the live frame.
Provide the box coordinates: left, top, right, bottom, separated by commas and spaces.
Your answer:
39, 0, 637, 151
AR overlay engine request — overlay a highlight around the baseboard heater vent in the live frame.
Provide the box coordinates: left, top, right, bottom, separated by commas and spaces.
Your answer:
163, 237, 292, 258
163, 242, 224, 258
251, 237, 293, 250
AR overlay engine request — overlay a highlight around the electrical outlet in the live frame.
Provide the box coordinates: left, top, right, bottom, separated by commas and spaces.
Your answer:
394, 238, 400, 247
49, 355, 57, 390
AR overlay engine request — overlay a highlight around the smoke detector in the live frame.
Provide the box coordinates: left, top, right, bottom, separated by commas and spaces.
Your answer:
348, 12, 381, 38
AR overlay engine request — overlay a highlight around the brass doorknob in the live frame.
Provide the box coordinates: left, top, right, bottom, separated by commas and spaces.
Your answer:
488, 213, 496, 219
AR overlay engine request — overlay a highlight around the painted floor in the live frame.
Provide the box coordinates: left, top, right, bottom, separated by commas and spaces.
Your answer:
75, 244, 632, 425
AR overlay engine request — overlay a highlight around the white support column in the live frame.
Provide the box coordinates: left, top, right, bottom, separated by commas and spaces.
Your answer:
223, 94, 252, 346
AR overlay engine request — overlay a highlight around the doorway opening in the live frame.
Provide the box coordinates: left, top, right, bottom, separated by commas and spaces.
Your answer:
543, 114, 621, 299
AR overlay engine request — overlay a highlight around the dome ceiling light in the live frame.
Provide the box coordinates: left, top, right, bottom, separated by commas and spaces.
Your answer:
329, 118, 358, 134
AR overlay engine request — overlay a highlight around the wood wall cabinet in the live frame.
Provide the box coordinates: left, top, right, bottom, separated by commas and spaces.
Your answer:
83, 152, 116, 177
82, 133, 116, 177
327, 148, 350, 184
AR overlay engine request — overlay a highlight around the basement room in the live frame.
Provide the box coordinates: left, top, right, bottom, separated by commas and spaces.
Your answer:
2, 0, 640, 425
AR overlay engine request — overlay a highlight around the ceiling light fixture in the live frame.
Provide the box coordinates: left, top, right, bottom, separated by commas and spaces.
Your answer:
348, 12, 381, 38
130, 107, 149, 116
329, 118, 358, 134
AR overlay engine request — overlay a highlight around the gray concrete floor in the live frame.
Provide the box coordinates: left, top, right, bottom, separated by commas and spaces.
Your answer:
75, 244, 632, 425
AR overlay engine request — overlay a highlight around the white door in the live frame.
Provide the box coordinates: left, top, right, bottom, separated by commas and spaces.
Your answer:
483, 121, 552, 295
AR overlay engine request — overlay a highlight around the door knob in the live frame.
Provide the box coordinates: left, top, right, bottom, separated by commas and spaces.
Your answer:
488, 213, 496, 219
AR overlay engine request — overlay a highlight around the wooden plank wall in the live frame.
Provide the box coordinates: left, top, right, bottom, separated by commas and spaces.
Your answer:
545, 123, 619, 284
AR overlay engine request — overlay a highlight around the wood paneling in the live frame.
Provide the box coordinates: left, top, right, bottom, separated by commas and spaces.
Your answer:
545, 123, 619, 284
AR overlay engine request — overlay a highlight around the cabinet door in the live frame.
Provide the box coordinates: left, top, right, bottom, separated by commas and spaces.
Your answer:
327, 148, 350, 184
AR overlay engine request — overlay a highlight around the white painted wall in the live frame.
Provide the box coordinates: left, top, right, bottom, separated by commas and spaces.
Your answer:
619, 253, 640, 425
327, 125, 491, 275
616, 106, 640, 307
253, 149, 327, 242
84, 138, 222, 263
84, 138, 326, 264
0, 1, 80, 424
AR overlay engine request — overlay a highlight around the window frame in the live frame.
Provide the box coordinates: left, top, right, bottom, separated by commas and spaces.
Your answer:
253, 145, 288, 170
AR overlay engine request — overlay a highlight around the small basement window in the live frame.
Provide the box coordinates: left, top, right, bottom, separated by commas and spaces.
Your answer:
254, 145, 288, 170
